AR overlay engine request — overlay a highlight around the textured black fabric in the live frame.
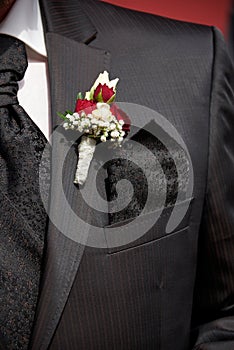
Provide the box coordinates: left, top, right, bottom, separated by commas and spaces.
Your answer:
106, 121, 190, 225
0, 35, 47, 350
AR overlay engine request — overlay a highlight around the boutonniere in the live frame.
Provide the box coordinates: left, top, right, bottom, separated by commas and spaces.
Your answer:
58, 71, 130, 185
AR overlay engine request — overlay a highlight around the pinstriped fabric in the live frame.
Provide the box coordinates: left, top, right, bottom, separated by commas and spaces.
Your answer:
50, 244, 163, 350
29, 1, 234, 349
47, 2, 213, 349
30, 30, 111, 350
192, 27, 234, 327
84, 0, 209, 38
51, 225, 197, 350
39, 0, 96, 44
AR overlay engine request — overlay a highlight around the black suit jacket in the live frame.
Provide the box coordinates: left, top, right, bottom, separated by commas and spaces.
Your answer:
1, 0, 234, 349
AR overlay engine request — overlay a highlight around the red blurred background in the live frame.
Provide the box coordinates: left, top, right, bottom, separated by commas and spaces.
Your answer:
102, 0, 232, 37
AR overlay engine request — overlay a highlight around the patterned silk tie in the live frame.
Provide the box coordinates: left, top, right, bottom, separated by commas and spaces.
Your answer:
0, 35, 48, 349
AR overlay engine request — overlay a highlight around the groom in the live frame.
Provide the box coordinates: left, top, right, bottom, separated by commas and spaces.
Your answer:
0, 0, 234, 349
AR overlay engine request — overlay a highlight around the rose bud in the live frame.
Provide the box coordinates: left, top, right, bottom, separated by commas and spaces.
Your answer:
93, 83, 115, 103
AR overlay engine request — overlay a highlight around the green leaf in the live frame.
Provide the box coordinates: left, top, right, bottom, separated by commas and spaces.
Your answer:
107, 93, 116, 104
77, 92, 83, 100
95, 90, 104, 103
57, 112, 67, 120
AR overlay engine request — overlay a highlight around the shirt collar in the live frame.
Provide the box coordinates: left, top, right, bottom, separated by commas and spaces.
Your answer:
0, 0, 47, 57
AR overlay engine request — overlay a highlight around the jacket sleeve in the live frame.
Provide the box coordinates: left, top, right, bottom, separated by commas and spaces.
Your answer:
191, 26, 234, 350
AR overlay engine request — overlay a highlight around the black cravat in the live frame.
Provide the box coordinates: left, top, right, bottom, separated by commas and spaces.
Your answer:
0, 35, 48, 349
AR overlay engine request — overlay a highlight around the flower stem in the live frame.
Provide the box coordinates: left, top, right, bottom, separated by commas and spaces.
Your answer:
74, 136, 97, 185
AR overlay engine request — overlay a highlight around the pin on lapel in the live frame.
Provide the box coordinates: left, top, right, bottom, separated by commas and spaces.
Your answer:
58, 71, 130, 185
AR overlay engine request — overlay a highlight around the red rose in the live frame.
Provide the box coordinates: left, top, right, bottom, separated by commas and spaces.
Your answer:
110, 103, 131, 134
94, 83, 115, 103
75, 99, 96, 113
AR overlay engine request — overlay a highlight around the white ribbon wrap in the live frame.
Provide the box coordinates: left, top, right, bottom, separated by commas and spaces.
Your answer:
74, 136, 97, 185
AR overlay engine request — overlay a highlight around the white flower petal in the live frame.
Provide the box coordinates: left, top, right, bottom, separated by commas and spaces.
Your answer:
100, 135, 107, 142
111, 130, 119, 138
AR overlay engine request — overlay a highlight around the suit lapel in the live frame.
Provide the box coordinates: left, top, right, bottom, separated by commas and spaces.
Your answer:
31, 2, 111, 349
39, 0, 97, 45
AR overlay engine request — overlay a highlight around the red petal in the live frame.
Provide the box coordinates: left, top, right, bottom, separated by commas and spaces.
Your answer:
75, 99, 96, 113
93, 84, 102, 100
101, 84, 115, 102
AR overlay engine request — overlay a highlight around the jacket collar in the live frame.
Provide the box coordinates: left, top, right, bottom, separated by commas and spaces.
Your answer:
39, 0, 97, 44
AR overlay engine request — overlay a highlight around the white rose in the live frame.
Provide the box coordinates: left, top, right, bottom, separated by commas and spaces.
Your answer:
97, 102, 110, 110
92, 109, 102, 119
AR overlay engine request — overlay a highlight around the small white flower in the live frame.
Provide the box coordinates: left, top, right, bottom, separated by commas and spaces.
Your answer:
80, 120, 89, 128
91, 118, 98, 124
119, 119, 124, 125
120, 131, 125, 137
117, 124, 122, 130
68, 115, 75, 122
111, 130, 119, 138
118, 136, 124, 142
98, 121, 108, 128
100, 135, 107, 142
109, 123, 116, 130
